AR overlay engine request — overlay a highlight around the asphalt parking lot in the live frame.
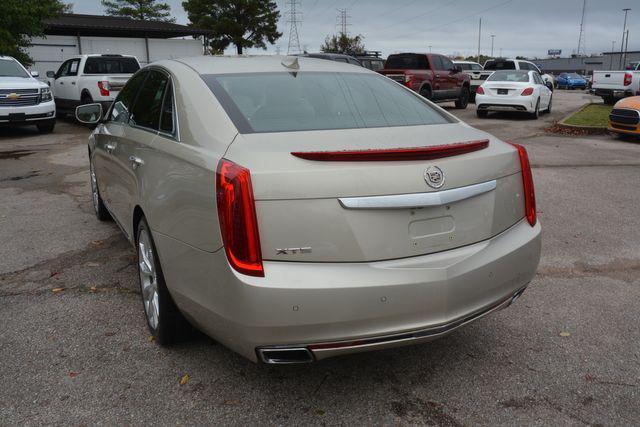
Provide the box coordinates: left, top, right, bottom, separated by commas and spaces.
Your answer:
1, 90, 639, 425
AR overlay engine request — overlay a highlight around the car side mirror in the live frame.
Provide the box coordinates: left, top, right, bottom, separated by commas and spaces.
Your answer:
76, 103, 103, 124
30, 70, 39, 78
46, 71, 56, 78
546, 82, 554, 91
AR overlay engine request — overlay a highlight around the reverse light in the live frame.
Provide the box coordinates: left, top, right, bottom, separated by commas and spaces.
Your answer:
475, 86, 485, 95
520, 87, 534, 96
97, 81, 110, 96
216, 159, 264, 277
508, 142, 536, 226
624, 73, 632, 86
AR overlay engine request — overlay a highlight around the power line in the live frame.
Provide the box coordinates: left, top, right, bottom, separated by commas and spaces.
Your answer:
371, 0, 423, 20
286, 0, 302, 55
376, 0, 457, 32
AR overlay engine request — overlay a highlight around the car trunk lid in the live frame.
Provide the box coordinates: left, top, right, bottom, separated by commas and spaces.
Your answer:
224, 123, 524, 263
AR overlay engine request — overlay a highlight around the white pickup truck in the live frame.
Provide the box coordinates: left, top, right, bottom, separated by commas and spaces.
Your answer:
46, 54, 140, 116
592, 63, 640, 104
0, 55, 56, 133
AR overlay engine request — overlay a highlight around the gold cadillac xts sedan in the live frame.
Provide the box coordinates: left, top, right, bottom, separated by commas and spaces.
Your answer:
76, 56, 540, 364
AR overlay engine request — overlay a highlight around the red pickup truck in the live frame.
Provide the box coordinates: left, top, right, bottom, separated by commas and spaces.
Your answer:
379, 53, 470, 108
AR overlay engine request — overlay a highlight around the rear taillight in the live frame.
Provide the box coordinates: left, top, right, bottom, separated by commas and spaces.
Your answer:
508, 143, 536, 226
476, 86, 485, 95
98, 81, 110, 96
404, 74, 415, 87
520, 87, 534, 96
624, 73, 632, 86
216, 159, 264, 277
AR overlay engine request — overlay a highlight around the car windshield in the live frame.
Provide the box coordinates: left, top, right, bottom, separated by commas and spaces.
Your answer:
83, 57, 140, 74
484, 60, 516, 70
0, 58, 29, 78
568, 73, 582, 79
487, 70, 530, 82
203, 72, 451, 133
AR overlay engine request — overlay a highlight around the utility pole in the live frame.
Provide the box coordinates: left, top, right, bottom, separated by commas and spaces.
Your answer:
576, 0, 586, 56
490, 35, 495, 57
286, 0, 302, 55
610, 40, 616, 69
476, 18, 482, 63
619, 8, 631, 68
499, 47, 503, 57
623, 29, 630, 68
428, 45, 432, 53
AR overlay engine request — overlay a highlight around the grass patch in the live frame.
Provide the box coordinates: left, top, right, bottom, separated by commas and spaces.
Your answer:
563, 103, 612, 127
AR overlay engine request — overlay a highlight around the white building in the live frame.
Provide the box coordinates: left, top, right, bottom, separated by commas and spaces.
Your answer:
27, 13, 212, 76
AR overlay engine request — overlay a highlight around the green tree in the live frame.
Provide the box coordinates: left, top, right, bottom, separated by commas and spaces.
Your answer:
0, 0, 68, 65
320, 33, 365, 55
102, 0, 175, 22
182, 0, 281, 55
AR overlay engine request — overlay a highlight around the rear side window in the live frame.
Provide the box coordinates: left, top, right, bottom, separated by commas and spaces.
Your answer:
83, 57, 140, 74
203, 72, 451, 133
485, 60, 516, 70
159, 81, 175, 134
385, 54, 428, 70
440, 56, 454, 71
129, 70, 169, 130
109, 71, 148, 123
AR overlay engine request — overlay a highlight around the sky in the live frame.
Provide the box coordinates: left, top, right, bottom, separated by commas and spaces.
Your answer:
67, 0, 638, 59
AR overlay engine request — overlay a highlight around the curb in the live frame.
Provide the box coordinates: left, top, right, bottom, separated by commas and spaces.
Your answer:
556, 102, 608, 134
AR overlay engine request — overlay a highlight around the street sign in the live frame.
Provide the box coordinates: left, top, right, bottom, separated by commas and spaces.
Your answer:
548, 49, 562, 56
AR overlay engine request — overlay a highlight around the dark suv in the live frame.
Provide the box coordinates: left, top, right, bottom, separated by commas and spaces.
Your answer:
378, 53, 470, 108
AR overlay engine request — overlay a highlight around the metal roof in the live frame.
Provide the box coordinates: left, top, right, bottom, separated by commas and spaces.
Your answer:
44, 13, 212, 39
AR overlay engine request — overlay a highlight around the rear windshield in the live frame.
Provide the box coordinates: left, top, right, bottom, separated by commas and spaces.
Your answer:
83, 57, 140, 74
484, 60, 516, 70
0, 58, 29, 78
487, 70, 530, 82
203, 72, 451, 133
457, 63, 483, 71
385, 54, 428, 70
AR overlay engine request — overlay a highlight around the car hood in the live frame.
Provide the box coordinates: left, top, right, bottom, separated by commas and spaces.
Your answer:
0, 76, 45, 89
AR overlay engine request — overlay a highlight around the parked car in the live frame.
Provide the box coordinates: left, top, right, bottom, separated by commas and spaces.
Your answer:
555, 73, 587, 90
297, 53, 362, 66
607, 96, 640, 137
484, 58, 554, 90
592, 64, 640, 104
453, 60, 486, 100
352, 51, 385, 71
475, 70, 552, 119
46, 54, 140, 116
76, 56, 540, 364
379, 53, 471, 108
0, 55, 55, 133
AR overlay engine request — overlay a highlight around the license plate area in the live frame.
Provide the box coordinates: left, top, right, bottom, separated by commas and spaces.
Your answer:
497, 89, 509, 95
9, 113, 26, 122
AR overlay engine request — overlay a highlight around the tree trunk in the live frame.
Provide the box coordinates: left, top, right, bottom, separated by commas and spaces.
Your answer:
236, 45, 243, 55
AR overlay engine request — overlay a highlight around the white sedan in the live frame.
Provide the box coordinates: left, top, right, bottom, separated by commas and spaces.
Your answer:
475, 70, 552, 119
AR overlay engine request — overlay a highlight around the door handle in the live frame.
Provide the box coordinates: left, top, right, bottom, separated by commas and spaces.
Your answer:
59, 82, 64, 85
71, 81, 76, 85
129, 156, 144, 169
105, 143, 116, 154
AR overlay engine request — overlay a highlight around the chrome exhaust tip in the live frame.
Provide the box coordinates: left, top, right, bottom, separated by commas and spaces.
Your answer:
257, 347, 314, 364
510, 287, 527, 305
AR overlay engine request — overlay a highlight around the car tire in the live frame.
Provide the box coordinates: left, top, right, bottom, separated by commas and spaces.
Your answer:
476, 109, 488, 118
603, 96, 615, 105
420, 86, 433, 101
89, 156, 111, 221
455, 86, 470, 109
36, 120, 55, 134
136, 217, 192, 345
530, 99, 540, 119
545, 96, 552, 114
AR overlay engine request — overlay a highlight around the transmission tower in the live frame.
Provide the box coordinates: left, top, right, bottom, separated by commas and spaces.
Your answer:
286, 0, 302, 55
576, 0, 586, 56
336, 8, 351, 36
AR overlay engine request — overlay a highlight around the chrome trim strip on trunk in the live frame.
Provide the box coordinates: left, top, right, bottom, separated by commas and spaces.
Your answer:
338, 179, 496, 210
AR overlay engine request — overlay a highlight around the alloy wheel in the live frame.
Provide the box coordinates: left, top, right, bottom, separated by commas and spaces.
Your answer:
138, 228, 159, 330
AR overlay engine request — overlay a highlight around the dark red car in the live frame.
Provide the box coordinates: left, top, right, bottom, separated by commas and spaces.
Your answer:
379, 53, 470, 108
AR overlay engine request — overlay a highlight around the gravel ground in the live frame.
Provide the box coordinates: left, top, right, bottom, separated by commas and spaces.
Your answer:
1, 91, 638, 425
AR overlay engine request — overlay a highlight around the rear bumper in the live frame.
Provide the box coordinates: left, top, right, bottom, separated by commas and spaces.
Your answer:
159, 218, 541, 362
0, 100, 56, 124
594, 88, 633, 99
475, 94, 535, 112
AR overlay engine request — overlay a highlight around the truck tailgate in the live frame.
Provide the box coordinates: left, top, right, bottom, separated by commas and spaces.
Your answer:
593, 71, 628, 89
